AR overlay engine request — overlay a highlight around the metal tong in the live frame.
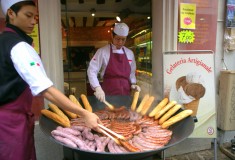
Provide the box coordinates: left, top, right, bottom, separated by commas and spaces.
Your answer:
98, 124, 126, 145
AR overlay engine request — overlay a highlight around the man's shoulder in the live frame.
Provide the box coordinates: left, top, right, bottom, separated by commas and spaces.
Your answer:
100, 44, 110, 49
0, 32, 24, 47
123, 46, 133, 54
97, 44, 110, 52
0, 32, 23, 42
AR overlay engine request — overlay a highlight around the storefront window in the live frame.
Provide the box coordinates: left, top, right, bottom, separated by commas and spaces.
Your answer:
133, 32, 152, 72
61, 0, 152, 97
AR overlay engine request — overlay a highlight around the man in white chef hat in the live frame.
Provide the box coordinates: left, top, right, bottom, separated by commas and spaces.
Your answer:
1, 0, 29, 15
0, 1, 101, 160
87, 22, 141, 102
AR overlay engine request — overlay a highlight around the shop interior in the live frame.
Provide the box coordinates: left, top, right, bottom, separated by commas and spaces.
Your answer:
61, 0, 152, 97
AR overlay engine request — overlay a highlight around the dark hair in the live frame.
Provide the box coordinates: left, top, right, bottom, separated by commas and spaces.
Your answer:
5, 1, 36, 23
112, 31, 117, 37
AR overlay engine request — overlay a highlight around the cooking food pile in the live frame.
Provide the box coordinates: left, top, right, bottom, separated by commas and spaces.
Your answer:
41, 93, 193, 153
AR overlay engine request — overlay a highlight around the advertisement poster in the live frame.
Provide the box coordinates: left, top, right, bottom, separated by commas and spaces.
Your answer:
163, 54, 216, 138
28, 24, 40, 54
226, 0, 235, 27
178, 0, 218, 51
28, 0, 40, 54
180, 3, 196, 29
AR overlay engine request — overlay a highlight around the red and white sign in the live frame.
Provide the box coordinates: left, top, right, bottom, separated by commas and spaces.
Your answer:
163, 53, 216, 138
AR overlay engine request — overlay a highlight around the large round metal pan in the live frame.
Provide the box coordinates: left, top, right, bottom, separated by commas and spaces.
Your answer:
39, 96, 195, 160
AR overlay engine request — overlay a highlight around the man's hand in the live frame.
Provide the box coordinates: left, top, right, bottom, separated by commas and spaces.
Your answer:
82, 110, 102, 132
131, 84, 141, 92
94, 86, 105, 102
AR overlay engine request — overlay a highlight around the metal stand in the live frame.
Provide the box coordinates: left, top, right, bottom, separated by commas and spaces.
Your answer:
162, 150, 165, 160
214, 138, 217, 160
232, 136, 235, 154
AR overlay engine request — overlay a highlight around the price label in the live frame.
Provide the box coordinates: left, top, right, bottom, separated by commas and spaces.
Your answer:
178, 30, 195, 43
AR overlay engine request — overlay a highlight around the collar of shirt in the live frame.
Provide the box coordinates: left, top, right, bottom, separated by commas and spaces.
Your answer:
111, 43, 124, 54
5, 23, 33, 45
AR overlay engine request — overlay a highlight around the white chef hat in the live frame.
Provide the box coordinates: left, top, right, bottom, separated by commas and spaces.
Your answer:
113, 23, 129, 37
0, 0, 31, 16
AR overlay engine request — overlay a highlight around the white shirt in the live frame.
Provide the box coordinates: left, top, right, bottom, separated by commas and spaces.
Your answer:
10, 42, 53, 96
87, 44, 137, 89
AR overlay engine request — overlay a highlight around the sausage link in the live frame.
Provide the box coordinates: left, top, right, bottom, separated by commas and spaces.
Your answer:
119, 140, 141, 152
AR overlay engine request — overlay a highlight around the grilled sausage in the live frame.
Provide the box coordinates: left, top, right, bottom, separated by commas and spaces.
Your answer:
132, 136, 163, 149
119, 140, 141, 152
56, 126, 81, 136
53, 135, 77, 148
51, 130, 88, 150
108, 140, 117, 153
82, 127, 94, 141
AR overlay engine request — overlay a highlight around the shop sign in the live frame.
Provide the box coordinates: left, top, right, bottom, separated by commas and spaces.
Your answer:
28, 0, 40, 55
178, 0, 218, 52
180, 3, 196, 29
178, 30, 195, 43
226, 0, 235, 28
163, 53, 216, 138
28, 24, 40, 54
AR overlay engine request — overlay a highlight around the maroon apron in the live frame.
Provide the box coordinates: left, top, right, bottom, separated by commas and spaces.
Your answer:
102, 44, 131, 95
0, 88, 36, 158
0, 87, 36, 160
0, 27, 36, 160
